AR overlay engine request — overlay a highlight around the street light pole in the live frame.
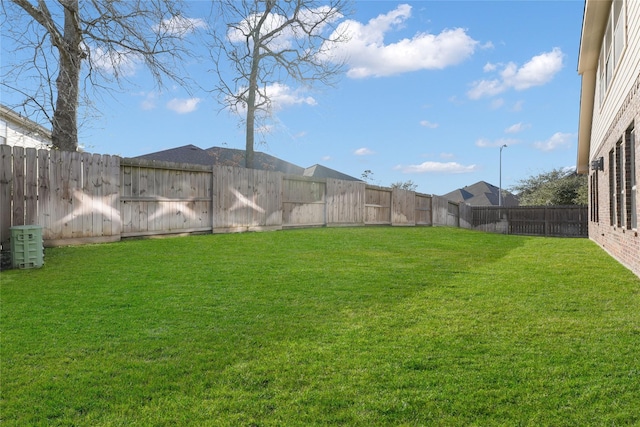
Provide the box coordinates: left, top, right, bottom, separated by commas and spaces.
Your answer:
499, 144, 507, 206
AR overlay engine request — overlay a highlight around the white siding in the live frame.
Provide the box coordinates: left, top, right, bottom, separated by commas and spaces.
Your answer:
2, 118, 50, 149
590, 0, 640, 158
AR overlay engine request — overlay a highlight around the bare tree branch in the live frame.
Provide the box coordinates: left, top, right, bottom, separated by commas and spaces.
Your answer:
208, 0, 350, 168
2, 0, 199, 151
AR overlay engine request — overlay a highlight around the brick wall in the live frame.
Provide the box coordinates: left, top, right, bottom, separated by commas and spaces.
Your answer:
588, 82, 640, 279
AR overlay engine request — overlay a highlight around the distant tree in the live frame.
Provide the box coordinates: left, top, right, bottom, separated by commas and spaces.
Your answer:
509, 168, 587, 206
208, 0, 350, 168
361, 169, 374, 183
390, 180, 418, 192
2, 0, 197, 151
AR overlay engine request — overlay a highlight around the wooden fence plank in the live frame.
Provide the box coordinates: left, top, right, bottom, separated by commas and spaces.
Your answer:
37, 149, 51, 238
11, 146, 25, 226
24, 148, 38, 225
0, 145, 12, 249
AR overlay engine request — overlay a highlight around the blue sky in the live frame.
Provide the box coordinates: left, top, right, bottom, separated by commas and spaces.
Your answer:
1, 1, 585, 196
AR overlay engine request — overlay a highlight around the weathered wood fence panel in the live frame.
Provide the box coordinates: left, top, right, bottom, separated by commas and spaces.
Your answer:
365, 186, 392, 225
392, 188, 415, 226
472, 206, 588, 237
431, 196, 450, 226
2, 145, 482, 265
326, 179, 365, 226
282, 175, 326, 228
0, 145, 121, 250
415, 194, 432, 225
213, 166, 282, 232
120, 159, 213, 237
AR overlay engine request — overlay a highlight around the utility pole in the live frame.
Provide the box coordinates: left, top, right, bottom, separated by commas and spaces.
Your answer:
499, 144, 507, 206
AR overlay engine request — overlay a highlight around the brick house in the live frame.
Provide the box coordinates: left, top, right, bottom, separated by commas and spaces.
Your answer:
577, 0, 639, 277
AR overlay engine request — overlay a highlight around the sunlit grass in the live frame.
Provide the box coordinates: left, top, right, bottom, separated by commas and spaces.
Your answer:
2, 227, 639, 425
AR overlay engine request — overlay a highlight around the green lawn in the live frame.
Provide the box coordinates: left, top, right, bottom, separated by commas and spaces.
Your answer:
1, 227, 639, 426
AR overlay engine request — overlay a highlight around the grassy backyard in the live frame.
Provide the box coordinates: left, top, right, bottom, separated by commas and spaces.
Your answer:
1, 227, 639, 426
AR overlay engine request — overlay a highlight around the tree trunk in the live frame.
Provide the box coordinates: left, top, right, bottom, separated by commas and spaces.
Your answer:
245, 39, 261, 169
51, 0, 81, 151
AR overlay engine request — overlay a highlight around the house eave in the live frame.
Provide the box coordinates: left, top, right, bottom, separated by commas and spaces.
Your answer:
0, 104, 53, 141
576, 0, 611, 174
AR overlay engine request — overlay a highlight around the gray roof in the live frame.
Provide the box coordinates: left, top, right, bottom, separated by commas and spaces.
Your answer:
205, 146, 305, 175
132, 145, 361, 181
132, 144, 212, 166
441, 181, 519, 206
303, 164, 361, 181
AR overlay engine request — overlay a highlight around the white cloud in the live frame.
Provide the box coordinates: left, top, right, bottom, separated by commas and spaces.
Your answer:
322, 155, 332, 161
354, 147, 375, 156
533, 132, 574, 151
229, 6, 341, 51
475, 138, 519, 148
483, 62, 497, 72
227, 83, 316, 115
504, 122, 530, 134
166, 97, 201, 114
267, 83, 317, 110
420, 120, 439, 129
395, 161, 477, 174
155, 15, 206, 37
90, 46, 140, 77
328, 4, 477, 78
440, 152, 455, 159
468, 48, 564, 99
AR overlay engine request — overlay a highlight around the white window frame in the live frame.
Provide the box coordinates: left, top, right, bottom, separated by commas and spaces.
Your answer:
598, 0, 626, 106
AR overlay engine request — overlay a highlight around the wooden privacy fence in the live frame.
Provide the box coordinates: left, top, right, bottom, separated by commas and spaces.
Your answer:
1, 146, 472, 254
472, 206, 588, 237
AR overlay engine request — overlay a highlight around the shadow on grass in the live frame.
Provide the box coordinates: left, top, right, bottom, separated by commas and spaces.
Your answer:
2, 227, 638, 425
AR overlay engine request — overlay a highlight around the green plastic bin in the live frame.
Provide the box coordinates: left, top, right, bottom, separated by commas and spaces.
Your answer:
10, 225, 44, 269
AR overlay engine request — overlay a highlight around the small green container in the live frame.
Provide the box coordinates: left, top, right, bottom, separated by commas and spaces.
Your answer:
10, 225, 44, 269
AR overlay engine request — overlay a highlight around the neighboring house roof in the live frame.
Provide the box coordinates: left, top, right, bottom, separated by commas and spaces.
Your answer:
205, 146, 305, 175
303, 164, 361, 181
576, 0, 611, 173
132, 144, 212, 166
441, 181, 519, 206
132, 144, 361, 181
0, 104, 52, 149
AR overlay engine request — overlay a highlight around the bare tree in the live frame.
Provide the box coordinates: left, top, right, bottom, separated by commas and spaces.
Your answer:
209, 0, 350, 168
1, 0, 200, 151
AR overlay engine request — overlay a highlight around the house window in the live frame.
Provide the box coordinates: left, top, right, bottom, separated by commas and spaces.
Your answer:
590, 172, 599, 222
609, 149, 616, 226
616, 140, 624, 227
626, 125, 637, 229
598, 0, 626, 105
